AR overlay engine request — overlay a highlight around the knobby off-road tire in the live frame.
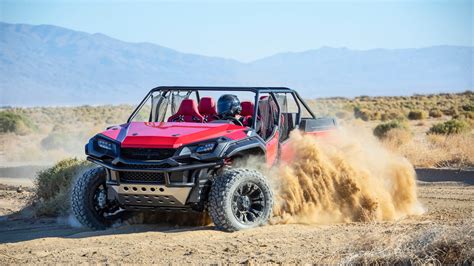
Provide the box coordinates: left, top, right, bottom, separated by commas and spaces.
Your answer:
71, 167, 122, 230
208, 168, 273, 232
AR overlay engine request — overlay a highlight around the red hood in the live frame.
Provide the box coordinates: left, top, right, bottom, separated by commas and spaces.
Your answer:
100, 122, 248, 148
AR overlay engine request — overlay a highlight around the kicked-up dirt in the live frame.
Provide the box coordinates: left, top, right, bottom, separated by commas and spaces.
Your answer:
0, 178, 472, 264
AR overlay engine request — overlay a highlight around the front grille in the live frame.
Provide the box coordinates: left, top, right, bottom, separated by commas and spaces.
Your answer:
121, 148, 176, 161
120, 171, 166, 184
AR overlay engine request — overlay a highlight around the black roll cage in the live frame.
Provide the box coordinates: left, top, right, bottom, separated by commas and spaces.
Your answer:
127, 86, 316, 130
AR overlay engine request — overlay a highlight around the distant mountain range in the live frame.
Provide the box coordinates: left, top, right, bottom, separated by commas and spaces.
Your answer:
0, 22, 472, 106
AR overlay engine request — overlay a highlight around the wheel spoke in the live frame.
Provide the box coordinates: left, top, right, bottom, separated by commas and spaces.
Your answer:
247, 184, 258, 195
242, 213, 248, 223
247, 211, 257, 222
249, 188, 262, 198
250, 208, 263, 217
234, 210, 241, 219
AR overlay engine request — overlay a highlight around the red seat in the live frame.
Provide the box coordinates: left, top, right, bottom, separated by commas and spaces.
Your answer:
167, 99, 204, 122
198, 97, 217, 122
240, 101, 255, 126
241, 101, 254, 116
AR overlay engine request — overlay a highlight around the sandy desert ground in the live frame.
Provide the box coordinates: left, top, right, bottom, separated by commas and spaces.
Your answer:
0, 173, 472, 264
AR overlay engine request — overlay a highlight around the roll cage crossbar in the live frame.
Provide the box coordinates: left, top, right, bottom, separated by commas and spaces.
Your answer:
127, 86, 316, 129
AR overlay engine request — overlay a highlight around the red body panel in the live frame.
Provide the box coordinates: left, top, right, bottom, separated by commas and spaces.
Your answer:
101, 122, 248, 149
101, 127, 121, 140
265, 131, 279, 166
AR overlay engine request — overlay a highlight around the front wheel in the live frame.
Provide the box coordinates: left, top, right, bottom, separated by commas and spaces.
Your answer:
71, 167, 124, 230
208, 168, 273, 232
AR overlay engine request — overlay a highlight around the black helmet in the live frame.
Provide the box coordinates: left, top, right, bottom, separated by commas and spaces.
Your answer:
217, 94, 242, 116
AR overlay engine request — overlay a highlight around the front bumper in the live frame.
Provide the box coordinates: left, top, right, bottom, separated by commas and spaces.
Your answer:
87, 156, 222, 210
87, 156, 223, 174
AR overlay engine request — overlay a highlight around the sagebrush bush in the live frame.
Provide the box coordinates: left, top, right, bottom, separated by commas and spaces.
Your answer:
461, 103, 473, 112
0, 111, 36, 135
354, 107, 371, 121
373, 120, 408, 139
429, 109, 443, 118
453, 111, 474, 120
34, 158, 92, 216
407, 110, 427, 120
428, 119, 470, 135
382, 128, 413, 148
442, 108, 459, 117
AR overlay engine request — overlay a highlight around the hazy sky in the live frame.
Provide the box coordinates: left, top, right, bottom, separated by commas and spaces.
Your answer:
1, 0, 472, 61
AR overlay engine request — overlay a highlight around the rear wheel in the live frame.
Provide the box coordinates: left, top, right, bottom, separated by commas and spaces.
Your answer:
208, 168, 273, 232
71, 167, 124, 230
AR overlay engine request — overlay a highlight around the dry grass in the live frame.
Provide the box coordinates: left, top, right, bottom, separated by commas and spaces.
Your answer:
383, 132, 474, 168
307, 91, 473, 122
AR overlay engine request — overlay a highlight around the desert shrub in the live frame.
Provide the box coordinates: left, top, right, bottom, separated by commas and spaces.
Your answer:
461, 103, 473, 112
380, 113, 389, 121
382, 128, 413, 147
429, 109, 443, 118
442, 107, 459, 117
407, 110, 427, 120
0, 111, 36, 135
428, 119, 469, 135
453, 111, 474, 120
34, 158, 92, 216
386, 111, 405, 121
354, 107, 371, 121
373, 120, 407, 139
372, 111, 382, 120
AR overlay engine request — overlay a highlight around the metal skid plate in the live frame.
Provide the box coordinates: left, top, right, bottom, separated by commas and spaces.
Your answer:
109, 184, 192, 207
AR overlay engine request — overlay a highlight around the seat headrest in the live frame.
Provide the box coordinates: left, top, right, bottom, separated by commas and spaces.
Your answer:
198, 97, 217, 115
178, 99, 199, 114
241, 101, 254, 116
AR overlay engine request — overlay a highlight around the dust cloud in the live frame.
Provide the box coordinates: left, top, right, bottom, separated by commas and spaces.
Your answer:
268, 126, 424, 224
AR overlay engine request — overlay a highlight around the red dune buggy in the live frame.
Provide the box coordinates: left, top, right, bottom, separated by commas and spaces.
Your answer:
72, 86, 336, 231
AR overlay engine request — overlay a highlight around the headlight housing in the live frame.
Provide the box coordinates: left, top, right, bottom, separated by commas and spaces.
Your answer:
195, 143, 216, 153
98, 139, 114, 151
94, 137, 118, 156
178, 142, 217, 156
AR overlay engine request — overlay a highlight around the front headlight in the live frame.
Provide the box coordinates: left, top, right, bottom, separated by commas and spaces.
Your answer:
195, 143, 216, 153
95, 137, 118, 155
178, 142, 216, 156
97, 139, 114, 151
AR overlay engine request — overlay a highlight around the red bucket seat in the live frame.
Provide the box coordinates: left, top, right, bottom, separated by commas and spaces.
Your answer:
198, 97, 217, 122
167, 99, 204, 122
240, 101, 254, 117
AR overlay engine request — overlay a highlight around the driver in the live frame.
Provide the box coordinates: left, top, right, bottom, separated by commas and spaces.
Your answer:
216, 94, 243, 125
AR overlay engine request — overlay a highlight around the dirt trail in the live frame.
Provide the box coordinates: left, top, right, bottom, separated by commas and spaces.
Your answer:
0, 180, 472, 264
